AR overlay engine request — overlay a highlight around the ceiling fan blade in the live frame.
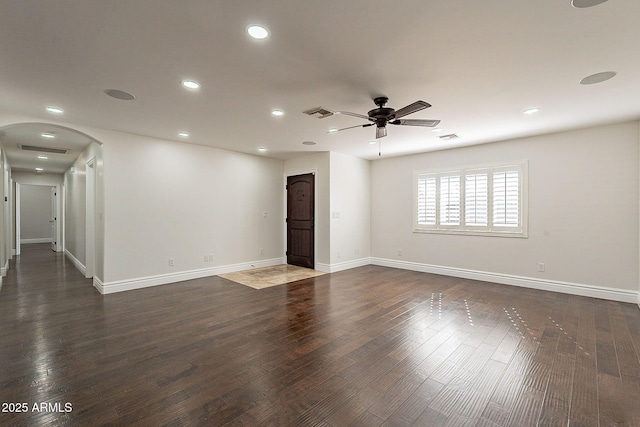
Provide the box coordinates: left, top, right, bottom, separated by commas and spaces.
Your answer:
333, 111, 373, 121
376, 126, 387, 139
390, 118, 441, 127
328, 123, 374, 133
393, 100, 431, 119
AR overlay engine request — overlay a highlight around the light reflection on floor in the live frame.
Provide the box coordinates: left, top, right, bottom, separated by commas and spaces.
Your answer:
504, 307, 540, 344
429, 292, 443, 319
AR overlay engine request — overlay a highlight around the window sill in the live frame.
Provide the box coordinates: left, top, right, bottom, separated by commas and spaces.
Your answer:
413, 228, 528, 238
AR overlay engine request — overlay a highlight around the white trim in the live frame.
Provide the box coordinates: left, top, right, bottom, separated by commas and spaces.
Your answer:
91, 252, 640, 303
85, 157, 96, 279
20, 238, 52, 244
15, 183, 20, 256
316, 257, 371, 273
93, 276, 104, 293
98, 257, 284, 294
65, 249, 86, 276
371, 257, 638, 304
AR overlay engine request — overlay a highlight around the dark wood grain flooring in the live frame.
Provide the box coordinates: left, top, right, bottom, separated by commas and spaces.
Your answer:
1, 244, 640, 426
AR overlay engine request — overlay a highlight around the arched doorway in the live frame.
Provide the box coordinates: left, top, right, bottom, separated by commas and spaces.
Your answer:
0, 122, 104, 284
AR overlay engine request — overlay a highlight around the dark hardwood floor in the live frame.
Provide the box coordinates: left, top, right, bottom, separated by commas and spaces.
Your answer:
1, 244, 640, 426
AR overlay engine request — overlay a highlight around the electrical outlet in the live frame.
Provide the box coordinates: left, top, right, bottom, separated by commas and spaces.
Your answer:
398, 249, 402, 256
169, 258, 175, 266
208, 254, 214, 262
354, 247, 361, 255
204, 255, 208, 262
337, 251, 341, 258
260, 248, 264, 255
537, 262, 545, 272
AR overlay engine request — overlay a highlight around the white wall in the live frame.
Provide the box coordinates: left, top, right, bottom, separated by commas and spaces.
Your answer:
283, 152, 372, 272
19, 184, 51, 242
100, 129, 284, 289
329, 151, 370, 270
371, 121, 639, 298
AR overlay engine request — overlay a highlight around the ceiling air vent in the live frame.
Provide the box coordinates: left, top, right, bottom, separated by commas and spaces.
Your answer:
19, 144, 70, 155
303, 106, 333, 119
439, 133, 459, 141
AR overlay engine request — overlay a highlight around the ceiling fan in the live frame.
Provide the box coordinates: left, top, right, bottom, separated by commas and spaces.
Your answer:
325, 96, 440, 139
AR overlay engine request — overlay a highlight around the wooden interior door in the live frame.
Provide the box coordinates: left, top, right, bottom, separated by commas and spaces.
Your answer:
287, 173, 314, 269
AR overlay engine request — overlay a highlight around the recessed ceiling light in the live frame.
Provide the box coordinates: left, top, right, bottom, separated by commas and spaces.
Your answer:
571, 0, 609, 8
182, 80, 200, 90
46, 106, 63, 114
431, 128, 444, 133
580, 71, 616, 85
257, 147, 267, 152
328, 128, 338, 133
302, 141, 316, 146
368, 140, 377, 145
523, 107, 540, 115
104, 89, 135, 101
38, 155, 48, 160
271, 109, 284, 116
35, 167, 44, 172
41, 132, 55, 138
247, 25, 269, 40
178, 131, 189, 138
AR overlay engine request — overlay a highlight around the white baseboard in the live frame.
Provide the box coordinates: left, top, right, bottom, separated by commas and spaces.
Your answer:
65, 249, 86, 276
20, 238, 52, 244
94, 253, 639, 304
93, 276, 104, 293
316, 257, 371, 273
371, 257, 638, 304
99, 257, 284, 294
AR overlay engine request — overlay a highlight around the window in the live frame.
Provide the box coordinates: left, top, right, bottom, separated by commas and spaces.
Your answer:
414, 161, 527, 237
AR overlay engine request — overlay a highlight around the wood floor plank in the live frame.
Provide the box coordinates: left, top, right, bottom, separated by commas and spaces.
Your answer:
1, 244, 639, 426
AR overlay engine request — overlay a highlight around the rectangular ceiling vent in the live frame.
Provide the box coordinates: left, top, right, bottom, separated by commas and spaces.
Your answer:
19, 144, 70, 155
438, 133, 459, 141
303, 106, 334, 119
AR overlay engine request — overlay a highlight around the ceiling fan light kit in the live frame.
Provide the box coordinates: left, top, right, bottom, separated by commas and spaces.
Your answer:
316, 96, 440, 139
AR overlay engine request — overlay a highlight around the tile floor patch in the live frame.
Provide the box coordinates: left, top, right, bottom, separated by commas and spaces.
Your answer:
219, 265, 326, 289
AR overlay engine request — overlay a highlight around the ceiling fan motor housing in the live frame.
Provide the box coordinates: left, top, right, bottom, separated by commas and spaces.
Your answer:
368, 108, 396, 127
370, 96, 395, 126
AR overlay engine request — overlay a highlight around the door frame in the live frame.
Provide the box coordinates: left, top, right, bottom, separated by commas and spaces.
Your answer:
85, 157, 96, 278
14, 183, 20, 256
284, 169, 317, 269
14, 182, 62, 254
50, 186, 57, 252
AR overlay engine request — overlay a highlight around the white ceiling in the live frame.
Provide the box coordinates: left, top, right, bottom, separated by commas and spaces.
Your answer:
1, 0, 639, 168
0, 123, 94, 174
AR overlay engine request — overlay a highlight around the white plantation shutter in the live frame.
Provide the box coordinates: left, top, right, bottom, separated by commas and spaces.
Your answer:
493, 170, 519, 227
439, 175, 460, 225
416, 175, 436, 225
465, 173, 488, 226
414, 161, 526, 237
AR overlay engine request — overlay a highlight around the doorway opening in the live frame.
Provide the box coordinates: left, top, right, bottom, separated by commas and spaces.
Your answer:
15, 183, 61, 255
